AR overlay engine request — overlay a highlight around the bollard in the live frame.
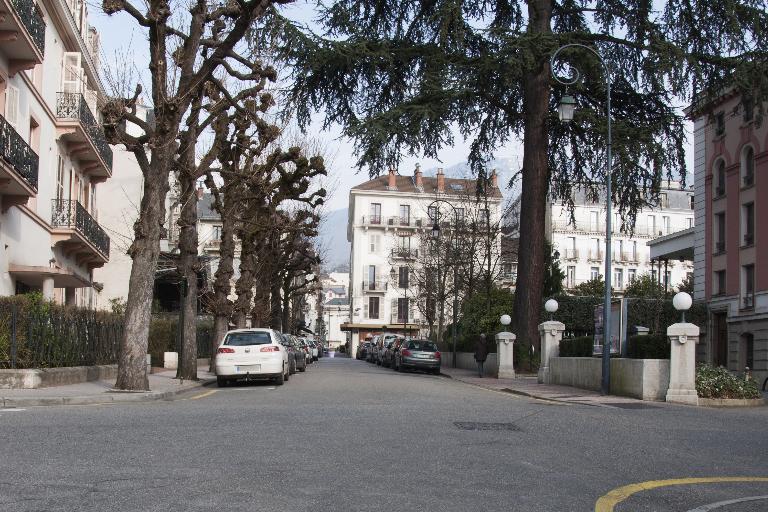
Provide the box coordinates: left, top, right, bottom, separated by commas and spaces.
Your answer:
665, 323, 700, 405
538, 321, 565, 384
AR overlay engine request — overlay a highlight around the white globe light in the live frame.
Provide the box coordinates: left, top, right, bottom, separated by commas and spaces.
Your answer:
500, 314, 511, 326
673, 292, 692, 312
544, 299, 559, 314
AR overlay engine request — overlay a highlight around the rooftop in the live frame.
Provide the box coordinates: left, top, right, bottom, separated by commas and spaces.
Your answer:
351, 174, 503, 199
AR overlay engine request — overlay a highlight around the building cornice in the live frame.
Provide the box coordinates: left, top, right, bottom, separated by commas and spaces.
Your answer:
349, 188, 503, 204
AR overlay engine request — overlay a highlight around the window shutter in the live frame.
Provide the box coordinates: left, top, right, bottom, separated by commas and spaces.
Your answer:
5, 84, 19, 130
363, 302, 369, 319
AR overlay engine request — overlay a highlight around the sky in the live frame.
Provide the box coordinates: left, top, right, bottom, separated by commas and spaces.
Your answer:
88, 1, 694, 213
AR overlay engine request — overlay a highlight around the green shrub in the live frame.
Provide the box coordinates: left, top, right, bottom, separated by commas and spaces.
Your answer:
627, 334, 669, 359
559, 336, 593, 357
695, 365, 761, 399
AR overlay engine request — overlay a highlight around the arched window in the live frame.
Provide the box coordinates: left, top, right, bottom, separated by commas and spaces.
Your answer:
741, 146, 755, 187
714, 159, 726, 197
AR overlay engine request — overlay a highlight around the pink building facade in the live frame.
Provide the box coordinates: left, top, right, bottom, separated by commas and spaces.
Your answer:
693, 90, 767, 386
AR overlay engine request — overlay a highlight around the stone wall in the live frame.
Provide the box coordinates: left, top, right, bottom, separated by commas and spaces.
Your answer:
549, 357, 670, 401
440, 352, 499, 377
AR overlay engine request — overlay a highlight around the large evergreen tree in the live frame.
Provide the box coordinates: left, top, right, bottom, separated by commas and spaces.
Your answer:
263, 0, 767, 349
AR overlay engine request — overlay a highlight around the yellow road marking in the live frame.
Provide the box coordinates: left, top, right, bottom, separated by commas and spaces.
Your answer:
595, 477, 768, 512
189, 389, 217, 400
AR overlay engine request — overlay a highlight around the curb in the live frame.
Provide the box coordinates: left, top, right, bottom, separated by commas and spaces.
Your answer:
1, 378, 216, 408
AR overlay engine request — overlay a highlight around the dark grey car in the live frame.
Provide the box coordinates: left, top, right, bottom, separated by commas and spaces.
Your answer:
394, 339, 441, 374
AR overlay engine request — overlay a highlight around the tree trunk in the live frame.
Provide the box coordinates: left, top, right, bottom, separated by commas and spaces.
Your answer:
176, 172, 198, 380
115, 157, 171, 391
269, 276, 282, 330
233, 234, 256, 328
512, 0, 552, 361
280, 281, 291, 333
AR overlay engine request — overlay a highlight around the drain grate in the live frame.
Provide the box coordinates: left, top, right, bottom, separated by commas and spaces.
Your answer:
454, 421, 521, 431
603, 402, 659, 410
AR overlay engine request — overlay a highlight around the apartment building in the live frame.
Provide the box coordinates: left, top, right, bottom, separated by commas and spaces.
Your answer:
0, 0, 113, 306
343, 166, 503, 357
548, 183, 694, 293
689, 90, 766, 384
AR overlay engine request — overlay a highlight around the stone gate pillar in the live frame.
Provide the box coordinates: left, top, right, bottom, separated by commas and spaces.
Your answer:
496, 331, 516, 379
665, 323, 700, 406
538, 321, 565, 384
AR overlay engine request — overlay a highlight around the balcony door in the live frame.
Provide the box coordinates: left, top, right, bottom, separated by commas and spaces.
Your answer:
62, 53, 82, 94
367, 265, 376, 290
713, 312, 728, 367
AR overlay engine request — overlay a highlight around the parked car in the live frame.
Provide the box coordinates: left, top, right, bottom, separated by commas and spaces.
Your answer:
379, 335, 403, 367
367, 336, 381, 363
383, 337, 404, 368
308, 340, 319, 361
284, 334, 307, 372
278, 333, 298, 375
358, 341, 372, 360
215, 328, 290, 386
297, 338, 313, 366
393, 338, 441, 374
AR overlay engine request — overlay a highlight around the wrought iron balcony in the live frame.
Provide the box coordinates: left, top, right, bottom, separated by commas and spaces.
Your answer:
10, 0, 45, 54
361, 280, 387, 293
56, 92, 113, 171
391, 248, 418, 259
51, 199, 110, 258
0, 113, 38, 191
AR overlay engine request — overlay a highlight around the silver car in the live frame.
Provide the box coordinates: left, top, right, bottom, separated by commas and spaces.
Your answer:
393, 339, 441, 374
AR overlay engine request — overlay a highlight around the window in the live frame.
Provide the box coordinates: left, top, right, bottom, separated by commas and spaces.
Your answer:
368, 297, 380, 319
662, 216, 670, 235
743, 97, 754, 123
664, 271, 671, 290
590, 267, 600, 281
628, 269, 637, 283
398, 235, 411, 250
590, 211, 599, 231
397, 298, 409, 323
647, 215, 656, 235
660, 193, 669, 208
687, 218, 693, 229
369, 234, 380, 253
591, 238, 601, 260
566, 266, 575, 288
455, 208, 465, 224
224, 331, 271, 346
715, 160, 726, 197
399, 204, 410, 225
631, 241, 638, 261
566, 237, 576, 259
398, 267, 409, 288
742, 265, 754, 309
5, 84, 19, 131
742, 146, 755, 187
56, 157, 67, 201
367, 265, 376, 289
62, 53, 82, 93
714, 111, 725, 136
743, 203, 754, 246
715, 213, 726, 253
689, 196, 694, 210
212, 225, 222, 240
427, 205, 438, 221
369, 203, 381, 224
614, 269, 624, 290
478, 209, 489, 226
714, 270, 726, 296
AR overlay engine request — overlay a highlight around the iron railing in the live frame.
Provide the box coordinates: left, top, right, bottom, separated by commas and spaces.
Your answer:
11, 0, 45, 54
55, 92, 113, 170
0, 299, 122, 369
0, 113, 38, 190
362, 280, 387, 292
391, 248, 418, 259
51, 199, 110, 257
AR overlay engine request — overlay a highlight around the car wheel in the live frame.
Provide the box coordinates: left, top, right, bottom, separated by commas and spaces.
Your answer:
275, 371, 285, 386
216, 376, 228, 387
285, 369, 290, 382
299, 365, 306, 372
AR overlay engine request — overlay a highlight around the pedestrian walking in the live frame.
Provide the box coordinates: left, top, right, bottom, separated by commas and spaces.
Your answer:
474, 333, 488, 378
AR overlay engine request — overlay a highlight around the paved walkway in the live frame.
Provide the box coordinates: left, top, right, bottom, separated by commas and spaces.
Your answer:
440, 366, 648, 407
1, 365, 215, 407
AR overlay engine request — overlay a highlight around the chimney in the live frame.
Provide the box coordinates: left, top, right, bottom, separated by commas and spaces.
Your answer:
436, 167, 445, 193
490, 168, 498, 189
414, 163, 423, 189
387, 167, 397, 189
196, 185, 205, 200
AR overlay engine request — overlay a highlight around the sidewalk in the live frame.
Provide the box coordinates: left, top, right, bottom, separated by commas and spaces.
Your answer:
1, 365, 215, 408
440, 366, 648, 407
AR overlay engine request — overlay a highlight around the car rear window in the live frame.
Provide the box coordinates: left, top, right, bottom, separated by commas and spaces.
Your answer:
407, 340, 438, 351
224, 332, 272, 346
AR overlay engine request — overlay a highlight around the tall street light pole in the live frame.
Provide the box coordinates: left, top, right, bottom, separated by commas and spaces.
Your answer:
429, 199, 461, 369
550, 44, 613, 395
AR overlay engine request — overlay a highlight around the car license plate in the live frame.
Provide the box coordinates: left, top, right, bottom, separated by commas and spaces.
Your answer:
236, 365, 260, 372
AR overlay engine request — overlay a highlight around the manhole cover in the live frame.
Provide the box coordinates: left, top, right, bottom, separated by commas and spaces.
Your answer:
454, 422, 521, 431
603, 402, 659, 410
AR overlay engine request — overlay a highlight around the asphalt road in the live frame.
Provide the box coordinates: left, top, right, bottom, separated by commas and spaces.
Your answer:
1, 356, 767, 511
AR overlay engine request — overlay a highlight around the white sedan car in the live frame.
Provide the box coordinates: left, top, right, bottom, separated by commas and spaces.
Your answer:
215, 329, 290, 387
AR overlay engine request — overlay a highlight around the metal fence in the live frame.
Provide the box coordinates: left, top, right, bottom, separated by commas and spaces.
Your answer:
0, 298, 122, 369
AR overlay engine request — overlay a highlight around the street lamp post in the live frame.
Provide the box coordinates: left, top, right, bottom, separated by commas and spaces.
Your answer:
551, 44, 613, 395
429, 199, 462, 369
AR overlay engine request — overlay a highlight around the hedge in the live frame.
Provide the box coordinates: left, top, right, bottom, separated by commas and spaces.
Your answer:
695, 365, 760, 399
627, 334, 669, 359
559, 336, 593, 357
148, 315, 214, 366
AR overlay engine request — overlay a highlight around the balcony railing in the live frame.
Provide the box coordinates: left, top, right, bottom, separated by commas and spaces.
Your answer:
0, 113, 38, 191
390, 314, 409, 325
715, 241, 725, 254
51, 199, 110, 257
551, 219, 686, 238
743, 233, 754, 247
11, 0, 45, 54
55, 92, 113, 171
391, 248, 418, 259
587, 249, 604, 262
742, 293, 754, 310
563, 248, 578, 260
362, 280, 387, 292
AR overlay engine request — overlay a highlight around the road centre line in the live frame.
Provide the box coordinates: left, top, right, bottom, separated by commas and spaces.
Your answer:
189, 390, 218, 400
685, 495, 768, 511
594, 477, 768, 512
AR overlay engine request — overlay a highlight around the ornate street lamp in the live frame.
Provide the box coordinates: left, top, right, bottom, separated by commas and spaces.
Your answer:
551, 43, 613, 395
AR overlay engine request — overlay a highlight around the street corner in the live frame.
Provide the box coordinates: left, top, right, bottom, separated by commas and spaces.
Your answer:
595, 477, 768, 512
